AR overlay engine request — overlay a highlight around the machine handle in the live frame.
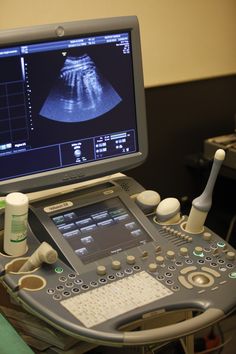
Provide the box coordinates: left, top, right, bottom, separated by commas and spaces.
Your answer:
52, 307, 224, 346
123, 308, 224, 345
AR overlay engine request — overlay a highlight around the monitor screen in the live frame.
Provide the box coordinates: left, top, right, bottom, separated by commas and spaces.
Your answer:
0, 17, 147, 194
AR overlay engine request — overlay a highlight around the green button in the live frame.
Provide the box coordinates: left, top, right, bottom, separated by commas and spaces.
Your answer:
229, 272, 236, 279
217, 242, 225, 248
193, 251, 204, 258
55, 267, 63, 274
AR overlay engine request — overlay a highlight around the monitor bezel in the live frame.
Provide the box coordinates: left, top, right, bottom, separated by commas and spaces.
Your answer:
0, 16, 148, 195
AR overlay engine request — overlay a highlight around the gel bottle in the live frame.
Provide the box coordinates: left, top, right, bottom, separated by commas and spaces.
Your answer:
3, 192, 29, 256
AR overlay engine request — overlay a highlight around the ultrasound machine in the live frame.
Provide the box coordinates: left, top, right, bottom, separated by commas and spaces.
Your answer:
0, 16, 235, 350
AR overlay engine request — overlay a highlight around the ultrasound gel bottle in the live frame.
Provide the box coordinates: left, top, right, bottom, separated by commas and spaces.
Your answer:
4, 192, 29, 256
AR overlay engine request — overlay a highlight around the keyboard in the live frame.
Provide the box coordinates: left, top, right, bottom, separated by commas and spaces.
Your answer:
61, 271, 173, 328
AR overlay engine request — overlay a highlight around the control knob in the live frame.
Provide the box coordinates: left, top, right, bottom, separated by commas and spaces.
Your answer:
156, 198, 181, 224
202, 232, 212, 241
126, 255, 136, 265
136, 190, 161, 213
156, 256, 164, 265
97, 265, 106, 276
179, 247, 188, 257
112, 260, 121, 270
226, 251, 235, 261
148, 263, 158, 272
166, 250, 175, 260
194, 246, 203, 256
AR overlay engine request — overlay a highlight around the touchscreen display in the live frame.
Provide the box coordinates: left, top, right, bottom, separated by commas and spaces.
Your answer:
51, 197, 151, 264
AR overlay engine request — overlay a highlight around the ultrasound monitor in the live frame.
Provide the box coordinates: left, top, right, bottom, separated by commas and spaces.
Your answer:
0, 16, 147, 195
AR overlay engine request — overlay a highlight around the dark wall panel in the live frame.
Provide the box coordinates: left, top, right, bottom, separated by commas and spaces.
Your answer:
127, 74, 236, 242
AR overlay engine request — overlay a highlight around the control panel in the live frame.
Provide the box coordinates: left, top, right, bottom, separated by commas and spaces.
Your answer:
0, 151, 235, 346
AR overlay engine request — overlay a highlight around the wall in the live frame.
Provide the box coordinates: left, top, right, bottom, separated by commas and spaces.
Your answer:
0, 0, 236, 87
128, 75, 236, 243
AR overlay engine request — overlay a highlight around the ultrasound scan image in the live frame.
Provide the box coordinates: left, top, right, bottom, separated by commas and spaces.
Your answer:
39, 54, 122, 122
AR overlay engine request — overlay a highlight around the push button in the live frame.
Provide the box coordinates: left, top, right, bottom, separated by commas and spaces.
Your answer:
97, 265, 106, 276
229, 272, 236, 279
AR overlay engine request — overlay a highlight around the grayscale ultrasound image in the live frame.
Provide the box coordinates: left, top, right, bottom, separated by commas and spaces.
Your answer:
39, 54, 122, 122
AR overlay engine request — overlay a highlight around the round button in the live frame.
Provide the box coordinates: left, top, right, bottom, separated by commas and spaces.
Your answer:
72, 287, 80, 293
112, 260, 121, 270
166, 250, 175, 260
125, 268, 133, 274
168, 265, 176, 271
229, 272, 236, 279
90, 281, 98, 287
59, 276, 67, 282
148, 263, 158, 272
68, 273, 76, 279
227, 263, 234, 269
217, 241, 226, 248
53, 294, 62, 300
56, 285, 64, 291
194, 246, 203, 255
116, 271, 124, 278
126, 255, 136, 265
179, 247, 188, 257
205, 256, 212, 262
55, 267, 63, 274
156, 256, 164, 265
62, 291, 71, 297
81, 284, 89, 290
133, 265, 141, 271
226, 251, 235, 261
218, 259, 225, 264
185, 259, 193, 264
99, 278, 107, 284
97, 265, 106, 276
165, 272, 173, 277
219, 266, 227, 272
197, 259, 205, 264
203, 232, 212, 241
65, 282, 74, 288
